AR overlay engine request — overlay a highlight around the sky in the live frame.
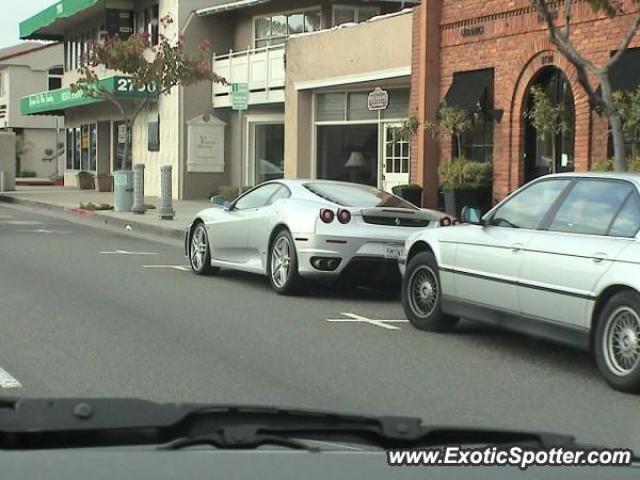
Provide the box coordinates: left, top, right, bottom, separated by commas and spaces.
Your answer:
0, 0, 57, 49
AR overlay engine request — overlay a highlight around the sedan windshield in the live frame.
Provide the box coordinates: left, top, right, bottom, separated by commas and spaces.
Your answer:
304, 183, 415, 209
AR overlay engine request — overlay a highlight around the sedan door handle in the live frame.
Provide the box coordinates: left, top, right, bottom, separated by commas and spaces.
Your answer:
593, 252, 608, 264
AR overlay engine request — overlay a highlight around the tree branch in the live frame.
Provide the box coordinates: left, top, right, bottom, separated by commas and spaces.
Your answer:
606, 10, 640, 70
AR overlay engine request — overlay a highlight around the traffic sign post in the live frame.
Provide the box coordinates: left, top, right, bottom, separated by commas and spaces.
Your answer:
231, 83, 249, 191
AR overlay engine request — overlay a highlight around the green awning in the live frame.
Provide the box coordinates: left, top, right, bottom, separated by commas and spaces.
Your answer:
20, 0, 101, 40
21, 76, 154, 116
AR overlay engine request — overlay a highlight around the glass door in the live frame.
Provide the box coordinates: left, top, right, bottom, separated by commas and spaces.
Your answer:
382, 123, 409, 192
249, 122, 284, 185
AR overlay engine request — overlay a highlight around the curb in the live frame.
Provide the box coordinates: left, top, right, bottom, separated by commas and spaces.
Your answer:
0, 194, 185, 241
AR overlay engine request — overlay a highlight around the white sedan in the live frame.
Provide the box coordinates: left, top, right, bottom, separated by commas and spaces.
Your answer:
185, 180, 447, 294
400, 172, 640, 392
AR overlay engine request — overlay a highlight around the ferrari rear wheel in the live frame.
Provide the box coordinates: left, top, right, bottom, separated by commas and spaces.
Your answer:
268, 229, 302, 295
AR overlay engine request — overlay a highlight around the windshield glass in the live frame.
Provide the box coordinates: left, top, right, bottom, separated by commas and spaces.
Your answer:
304, 182, 416, 209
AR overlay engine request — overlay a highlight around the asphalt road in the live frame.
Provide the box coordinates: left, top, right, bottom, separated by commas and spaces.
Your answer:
1, 203, 639, 451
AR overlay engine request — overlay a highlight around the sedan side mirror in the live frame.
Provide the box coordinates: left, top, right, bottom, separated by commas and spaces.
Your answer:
461, 206, 483, 225
210, 195, 226, 206
223, 201, 232, 211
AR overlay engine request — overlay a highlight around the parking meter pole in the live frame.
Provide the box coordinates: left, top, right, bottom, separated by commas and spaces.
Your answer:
158, 165, 175, 220
0, 171, 4, 193
131, 164, 145, 214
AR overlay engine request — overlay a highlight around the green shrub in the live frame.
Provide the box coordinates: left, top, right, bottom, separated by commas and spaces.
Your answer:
438, 157, 492, 191
591, 157, 640, 172
18, 170, 37, 178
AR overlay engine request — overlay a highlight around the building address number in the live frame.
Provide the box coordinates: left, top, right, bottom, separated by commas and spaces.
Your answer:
116, 78, 157, 94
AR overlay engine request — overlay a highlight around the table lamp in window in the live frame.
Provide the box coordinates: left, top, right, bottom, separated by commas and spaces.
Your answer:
344, 151, 368, 183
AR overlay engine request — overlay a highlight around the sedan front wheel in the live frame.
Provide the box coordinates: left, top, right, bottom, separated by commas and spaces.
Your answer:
402, 251, 459, 332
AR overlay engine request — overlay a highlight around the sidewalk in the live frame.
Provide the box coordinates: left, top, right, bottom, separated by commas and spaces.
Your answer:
0, 186, 210, 240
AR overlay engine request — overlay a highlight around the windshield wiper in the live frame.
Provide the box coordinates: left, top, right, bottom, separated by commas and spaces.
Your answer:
0, 398, 580, 451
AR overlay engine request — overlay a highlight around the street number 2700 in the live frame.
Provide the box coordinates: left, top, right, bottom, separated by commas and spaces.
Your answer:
116, 78, 157, 94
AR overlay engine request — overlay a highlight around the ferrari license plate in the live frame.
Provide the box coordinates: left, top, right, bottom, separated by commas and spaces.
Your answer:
384, 244, 404, 259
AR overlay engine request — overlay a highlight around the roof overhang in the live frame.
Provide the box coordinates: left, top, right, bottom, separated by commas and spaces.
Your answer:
21, 76, 152, 116
19, 0, 134, 40
294, 66, 411, 91
196, 0, 271, 17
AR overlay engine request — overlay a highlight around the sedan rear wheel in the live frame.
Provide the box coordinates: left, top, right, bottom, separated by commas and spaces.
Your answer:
595, 291, 640, 393
268, 230, 302, 295
402, 251, 459, 332
189, 223, 219, 276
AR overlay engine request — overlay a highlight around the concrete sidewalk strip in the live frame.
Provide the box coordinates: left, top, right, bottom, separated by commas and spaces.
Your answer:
0, 186, 210, 241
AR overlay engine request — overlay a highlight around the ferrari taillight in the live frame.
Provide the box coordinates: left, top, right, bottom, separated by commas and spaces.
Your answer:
337, 209, 351, 224
319, 208, 335, 223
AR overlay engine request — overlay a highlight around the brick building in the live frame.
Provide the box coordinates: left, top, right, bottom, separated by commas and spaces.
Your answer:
411, 0, 640, 209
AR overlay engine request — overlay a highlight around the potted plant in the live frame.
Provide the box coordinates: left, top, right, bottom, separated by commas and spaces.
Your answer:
426, 106, 493, 217
94, 174, 113, 192
76, 171, 95, 190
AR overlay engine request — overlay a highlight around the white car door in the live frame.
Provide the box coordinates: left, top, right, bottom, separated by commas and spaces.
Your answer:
452, 178, 572, 313
518, 178, 639, 330
211, 183, 282, 263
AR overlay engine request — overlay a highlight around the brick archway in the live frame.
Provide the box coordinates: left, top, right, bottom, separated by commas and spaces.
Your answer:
503, 45, 591, 198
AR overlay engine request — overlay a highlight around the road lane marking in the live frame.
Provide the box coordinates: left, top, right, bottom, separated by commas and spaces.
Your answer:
143, 265, 191, 271
99, 250, 158, 255
18, 228, 72, 234
0, 368, 22, 389
1, 220, 43, 225
326, 312, 409, 330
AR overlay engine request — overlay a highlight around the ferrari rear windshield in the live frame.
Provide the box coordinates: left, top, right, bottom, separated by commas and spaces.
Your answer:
304, 183, 416, 209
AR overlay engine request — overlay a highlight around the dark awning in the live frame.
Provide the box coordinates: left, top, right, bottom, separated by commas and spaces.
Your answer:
443, 68, 493, 111
607, 48, 640, 93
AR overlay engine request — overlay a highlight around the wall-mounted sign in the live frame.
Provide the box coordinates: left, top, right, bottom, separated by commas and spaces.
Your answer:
231, 83, 249, 111
105, 9, 134, 40
461, 25, 485, 37
368, 87, 389, 111
187, 115, 226, 173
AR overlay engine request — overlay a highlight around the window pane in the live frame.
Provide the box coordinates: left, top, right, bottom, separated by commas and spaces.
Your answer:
49, 77, 62, 91
151, 4, 159, 45
287, 13, 304, 35
66, 129, 74, 170
383, 89, 410, 119
254, 123, 284, 185
334, 7, 355, 26
255, 17, 271, 39
347, 92, 376, 121
89, 124, 97, 171
74, 127, 81, 170
255, 39, 270, 48
549, 180, 632, 235
489, 179, 570, 229
271, 15, 287, 37
610, 193, 640, 238
80, 125, 89, 170
270, 37, 286, 46
316, 93, 345, 122
357, 7, 378, 22
234, 184, 281, 210
304, 10, 322, 32
148, 114, 160, 152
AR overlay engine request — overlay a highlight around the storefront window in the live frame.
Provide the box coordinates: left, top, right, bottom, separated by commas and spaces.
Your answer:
454, 86, 494, 163
317, 125, 378, 186
81, 125, 90, 170
66, 129, 74, 170
253, 123, 284, 184
74, 127, 81, 170
89, 124, 97, 171
254, 8, 322, 48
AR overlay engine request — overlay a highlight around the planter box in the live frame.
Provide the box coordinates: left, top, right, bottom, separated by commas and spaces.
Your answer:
77, 173, 95, 190
443, 187, 493, 218
95, 175, 113, 192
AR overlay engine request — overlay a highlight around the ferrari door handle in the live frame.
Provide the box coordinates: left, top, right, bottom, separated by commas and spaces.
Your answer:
511, 243, 524, 253
593, 252, 607, 264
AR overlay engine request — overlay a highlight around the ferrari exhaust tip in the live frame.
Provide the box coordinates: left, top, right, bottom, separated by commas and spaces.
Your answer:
311, 257, 341, 272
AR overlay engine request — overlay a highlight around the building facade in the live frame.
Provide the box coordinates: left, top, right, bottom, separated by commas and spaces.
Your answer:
411, 0, 640, 208
19, 0, 417, 199
0, 42, 65, 179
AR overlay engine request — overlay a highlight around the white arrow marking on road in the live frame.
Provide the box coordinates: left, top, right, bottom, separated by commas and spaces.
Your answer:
0, 368, 21, 389
99, 250, 158, 255
326, 312, 409, 330
143, 265, 191, 271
